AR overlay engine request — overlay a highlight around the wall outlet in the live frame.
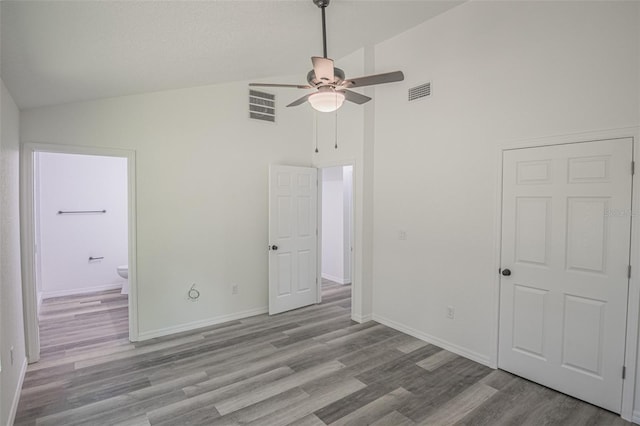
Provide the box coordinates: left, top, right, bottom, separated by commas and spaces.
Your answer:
232, 284, 239, 295
446, 306, 455, 320
398, 230, 407, 240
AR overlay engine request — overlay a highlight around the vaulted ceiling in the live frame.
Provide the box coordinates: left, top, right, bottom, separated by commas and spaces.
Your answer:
1, 1, 462, 109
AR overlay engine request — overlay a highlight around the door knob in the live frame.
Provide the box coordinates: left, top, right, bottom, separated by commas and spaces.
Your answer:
270, 245, 278, 251
501, 268, 511, 276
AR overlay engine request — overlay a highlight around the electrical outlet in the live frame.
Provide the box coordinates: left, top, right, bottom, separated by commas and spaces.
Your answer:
398, 230, 407, 240
232, 284, 239, 295
446, 306, 455, 320
10, 346, 14, 365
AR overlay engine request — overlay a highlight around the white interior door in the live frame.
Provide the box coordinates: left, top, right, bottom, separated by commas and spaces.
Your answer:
269, 165, 318, 315
499, 139, 633, 412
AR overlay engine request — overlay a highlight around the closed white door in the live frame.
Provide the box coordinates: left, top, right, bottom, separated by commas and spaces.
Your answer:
499, 139, 633, 412
269, 165, 318, 315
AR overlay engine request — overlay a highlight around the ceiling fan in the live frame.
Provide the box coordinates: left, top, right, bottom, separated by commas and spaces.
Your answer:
249, 0, 405, 113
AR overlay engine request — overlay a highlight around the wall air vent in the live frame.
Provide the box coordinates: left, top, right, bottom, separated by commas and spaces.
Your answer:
408, 82, 431, 101
249, 90, 276, 123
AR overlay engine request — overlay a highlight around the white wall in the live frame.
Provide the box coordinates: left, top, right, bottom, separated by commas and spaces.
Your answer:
322, 166, 346, 283
372, 0, 640, 368
21, 79, 312, 338
1, 79, 27, 426
37, 152, 128, 297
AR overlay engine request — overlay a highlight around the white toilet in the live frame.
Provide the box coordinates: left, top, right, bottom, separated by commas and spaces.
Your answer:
117, 265, 129, 295
117, 265, 128, 279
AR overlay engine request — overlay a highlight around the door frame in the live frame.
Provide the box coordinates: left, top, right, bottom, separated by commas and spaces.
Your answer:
315, 160, 356, 318
20, 142, 139, 363
491, 126, 640, 420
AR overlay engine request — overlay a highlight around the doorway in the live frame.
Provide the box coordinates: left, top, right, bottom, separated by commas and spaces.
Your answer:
21, 143, 138, 363
320, 165, 353, 305
498, 138, 633, 412
267, 163, 355, 317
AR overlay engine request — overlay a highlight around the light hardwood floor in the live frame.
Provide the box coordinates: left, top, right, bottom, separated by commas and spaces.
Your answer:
15, 282, 632, 425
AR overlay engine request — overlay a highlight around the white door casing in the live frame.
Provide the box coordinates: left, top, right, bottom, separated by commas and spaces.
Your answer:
269, 165, 318, 315
498, 139, 633, 412
21, 142, 139, 363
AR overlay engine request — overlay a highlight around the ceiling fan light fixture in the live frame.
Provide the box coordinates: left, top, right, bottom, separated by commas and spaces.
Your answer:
308, 90, 345, 112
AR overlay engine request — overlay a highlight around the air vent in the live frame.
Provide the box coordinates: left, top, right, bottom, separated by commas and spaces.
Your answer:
249, 90, 276, 123
408, 82, 431, 101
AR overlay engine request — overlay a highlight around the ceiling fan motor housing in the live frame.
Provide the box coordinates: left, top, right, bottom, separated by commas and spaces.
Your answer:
307, 67, 345, 87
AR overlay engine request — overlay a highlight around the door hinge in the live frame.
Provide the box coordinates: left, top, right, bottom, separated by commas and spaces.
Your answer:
632, 161, 635, 175
622, 366, 626, 379
628, 265, 632, 279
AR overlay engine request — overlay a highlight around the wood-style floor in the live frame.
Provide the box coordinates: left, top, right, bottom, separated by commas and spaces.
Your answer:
15, 281, 632, 426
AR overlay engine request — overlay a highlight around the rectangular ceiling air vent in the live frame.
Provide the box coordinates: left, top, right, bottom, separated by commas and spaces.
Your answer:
408, 82, 431, 102
249, 90, 276, 123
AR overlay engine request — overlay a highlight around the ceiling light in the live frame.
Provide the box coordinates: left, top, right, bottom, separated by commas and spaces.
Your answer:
308, 90, 345, 112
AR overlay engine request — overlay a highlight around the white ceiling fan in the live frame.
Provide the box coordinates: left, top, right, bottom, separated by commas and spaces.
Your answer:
249, 0, 405, 113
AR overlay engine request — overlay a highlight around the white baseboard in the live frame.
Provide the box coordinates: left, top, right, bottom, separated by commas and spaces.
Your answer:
351, 313, 373, 323
42, 282, 123, 299
137, 306, 269, 341
372, 313, 493, 368
321, 273, 349, 285
6, 356, 27, 426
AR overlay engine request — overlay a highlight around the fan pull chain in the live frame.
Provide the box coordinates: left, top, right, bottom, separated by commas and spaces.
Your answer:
334, 90, 338, 149
314, 111, 319, 153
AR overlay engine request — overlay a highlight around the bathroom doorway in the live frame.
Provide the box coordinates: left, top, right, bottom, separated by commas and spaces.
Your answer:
21, 143, 138, 363
320, 165, 353, 307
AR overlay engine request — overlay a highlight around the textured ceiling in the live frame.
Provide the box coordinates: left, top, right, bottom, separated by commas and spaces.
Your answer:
1, 1, 462, 109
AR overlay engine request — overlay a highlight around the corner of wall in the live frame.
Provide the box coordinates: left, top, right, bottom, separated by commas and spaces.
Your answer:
5, 357, 27, 426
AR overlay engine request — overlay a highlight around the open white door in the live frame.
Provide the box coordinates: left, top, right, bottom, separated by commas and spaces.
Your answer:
499, 139, 633, 412
269, 165, 318, 315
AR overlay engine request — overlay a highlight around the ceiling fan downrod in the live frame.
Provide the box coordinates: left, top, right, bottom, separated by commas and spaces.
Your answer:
313, 0, 330, 58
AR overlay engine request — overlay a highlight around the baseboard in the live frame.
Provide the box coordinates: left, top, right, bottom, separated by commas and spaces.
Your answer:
372, 313, 493, 368
6, 356, 27, 426
321, 273, 349, 285
137, 306, 269, 341
42, 282, 123, 299
351, 313, 373, 323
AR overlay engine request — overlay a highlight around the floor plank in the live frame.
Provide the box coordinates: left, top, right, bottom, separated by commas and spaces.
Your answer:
14, 282, 634, 425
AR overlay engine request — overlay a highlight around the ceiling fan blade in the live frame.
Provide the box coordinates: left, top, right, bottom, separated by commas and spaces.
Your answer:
286, 93, 313, 107
311, 56, 335, 83
341, 89, 372, 105
343, 71, 404, 88
249, 83, 313, 89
